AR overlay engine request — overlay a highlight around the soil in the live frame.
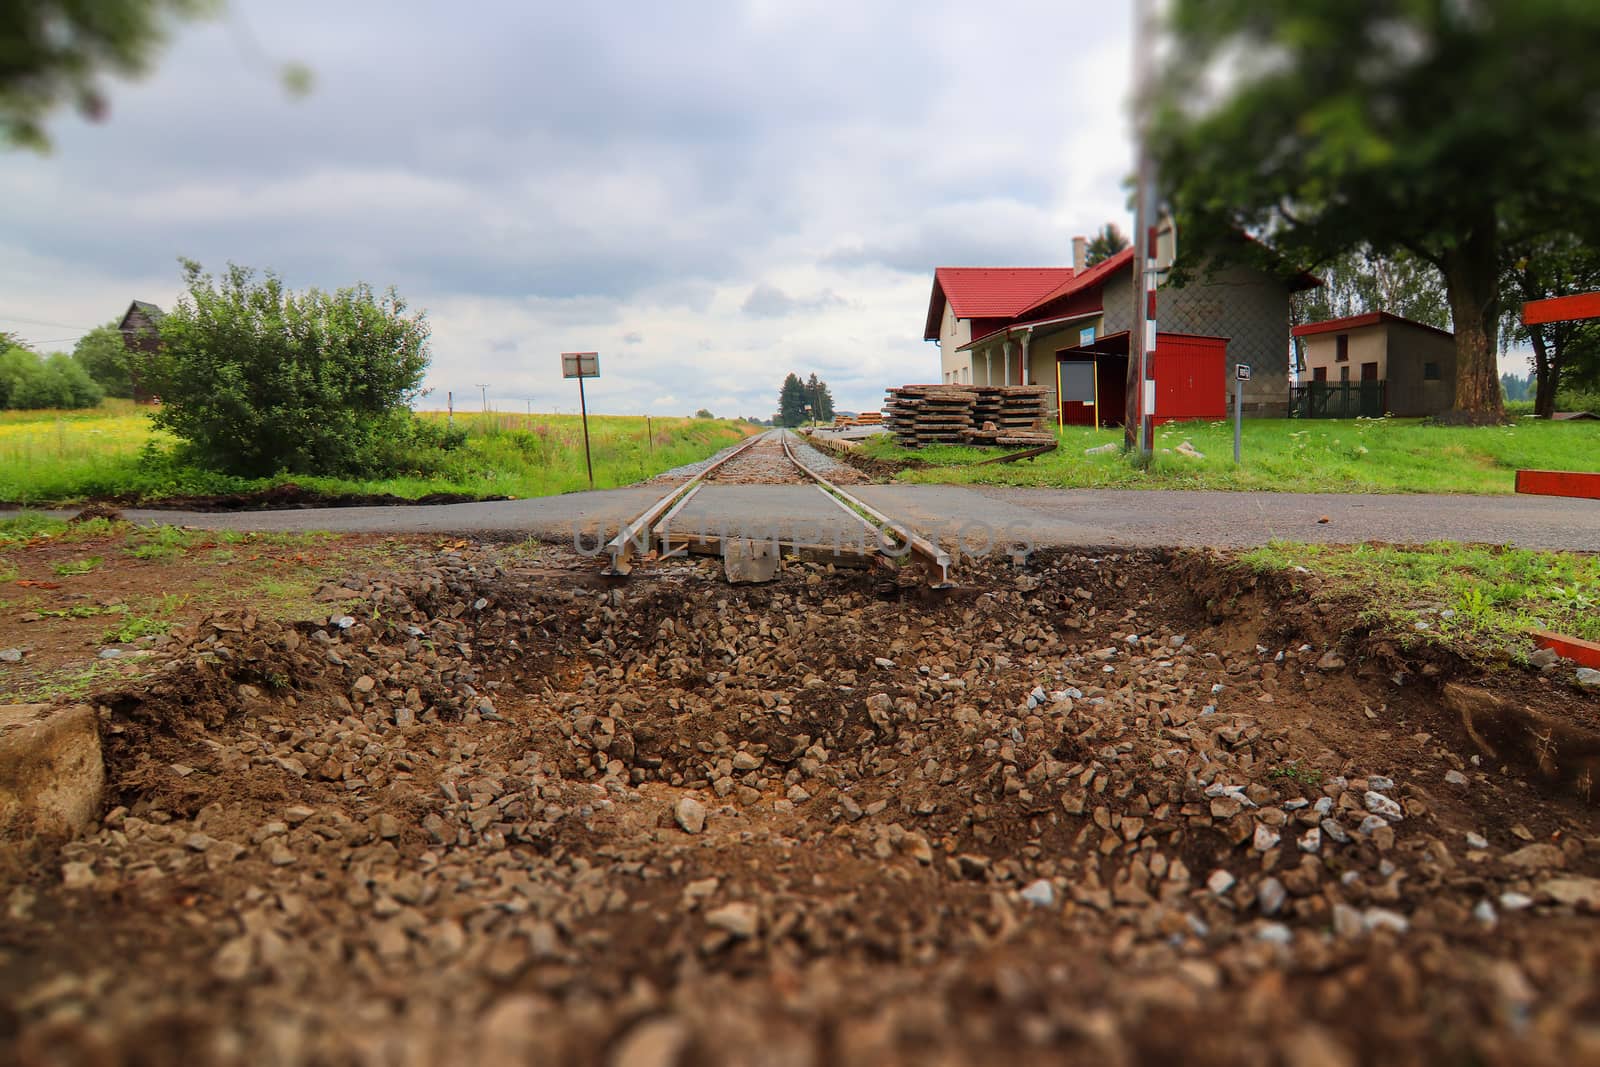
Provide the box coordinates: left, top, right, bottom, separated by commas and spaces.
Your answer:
805, 435, 926, 480
1, 543, 1598, 1066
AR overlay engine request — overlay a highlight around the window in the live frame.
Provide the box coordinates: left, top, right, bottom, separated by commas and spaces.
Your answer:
1424, 362, 1441, 381
1340, 365, 1350, 382
1335, 334, 1349, 362
1313, 366, 1327, 382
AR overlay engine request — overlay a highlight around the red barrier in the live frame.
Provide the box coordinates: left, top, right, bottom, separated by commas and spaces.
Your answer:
1530, 630, 1600, 670
1514, 469, 1600, 499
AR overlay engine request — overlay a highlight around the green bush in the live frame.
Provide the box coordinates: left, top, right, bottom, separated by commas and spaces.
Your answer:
148, 259, 431, 477
0, 347, 104, 409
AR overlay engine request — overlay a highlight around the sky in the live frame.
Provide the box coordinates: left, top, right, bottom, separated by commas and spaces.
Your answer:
0, 0, 1137, 418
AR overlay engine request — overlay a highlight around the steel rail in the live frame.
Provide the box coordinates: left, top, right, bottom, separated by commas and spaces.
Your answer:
780, 432, 953, 588
602, 430, 768, 574
604, 428, 954, 587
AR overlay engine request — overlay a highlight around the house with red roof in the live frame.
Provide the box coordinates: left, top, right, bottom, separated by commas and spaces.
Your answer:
1291, 311, 1456, 418
924, 229, 1317, 427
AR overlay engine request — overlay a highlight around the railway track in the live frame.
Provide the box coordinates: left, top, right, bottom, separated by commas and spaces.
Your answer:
603, 429, 952, 586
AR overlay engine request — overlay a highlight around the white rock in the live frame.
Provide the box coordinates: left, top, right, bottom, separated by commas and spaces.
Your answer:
704, 901, 759, 939
1363, 790, 1404, 821
1473, 900, 1497, 927
673, 796, 706, 834
1020, 879, 1056, 908
1331, 904, 1364, 938
1207, 869, 1236, 895
1252, 824, 1281, 852
1499, 892, 1534, 911
1362, 908, 1410, 935
1444, 770, 1470, 786
1257, 877, 1287, 916
1465, 832, 1489, 850
1577, 667, 1600, 689
1255, 922, 1292, 944
1367, 776, 1395, 792
1298, 827, 1322, 854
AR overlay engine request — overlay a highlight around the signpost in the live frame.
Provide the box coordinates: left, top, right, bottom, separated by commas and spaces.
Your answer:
1233, 363, 1251, 463
562, 352, 600, 489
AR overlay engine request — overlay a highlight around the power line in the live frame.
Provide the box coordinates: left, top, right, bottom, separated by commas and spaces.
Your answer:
0, 313, 98, 331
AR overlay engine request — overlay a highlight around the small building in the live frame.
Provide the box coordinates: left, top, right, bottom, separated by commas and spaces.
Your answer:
924, 229, 1317, 425
1291, 312, 1456, 418
116, 300, 164, 403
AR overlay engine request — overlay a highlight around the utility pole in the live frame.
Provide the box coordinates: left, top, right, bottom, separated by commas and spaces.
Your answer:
1127, 0, 1158, 461
475, 384, 489, 413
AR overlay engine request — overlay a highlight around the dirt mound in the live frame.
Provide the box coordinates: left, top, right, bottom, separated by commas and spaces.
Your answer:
2, 546, 1598, 1065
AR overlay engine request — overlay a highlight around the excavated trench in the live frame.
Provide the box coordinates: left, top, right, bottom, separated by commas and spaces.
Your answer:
3, 544, 1598, 1066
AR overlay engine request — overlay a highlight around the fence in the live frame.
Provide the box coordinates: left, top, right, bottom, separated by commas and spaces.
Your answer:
1289, 381, 1387, 419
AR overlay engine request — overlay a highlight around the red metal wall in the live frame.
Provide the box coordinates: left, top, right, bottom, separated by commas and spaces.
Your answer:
1151, 332, 1228, 424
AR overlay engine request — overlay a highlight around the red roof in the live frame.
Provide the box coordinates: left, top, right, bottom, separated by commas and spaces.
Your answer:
1291, 311, 1453, 340
923, 267, 1074, 340
1017, 247, 1135, 319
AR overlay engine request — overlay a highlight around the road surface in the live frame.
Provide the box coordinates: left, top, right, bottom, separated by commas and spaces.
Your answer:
7, 485, 1596, 552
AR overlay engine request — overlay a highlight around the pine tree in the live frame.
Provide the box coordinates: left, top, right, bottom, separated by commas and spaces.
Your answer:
777, 373, 808, 427
805, 373, 835, 421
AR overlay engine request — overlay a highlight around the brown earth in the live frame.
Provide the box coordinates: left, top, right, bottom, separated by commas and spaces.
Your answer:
1, 542, 1598, 1066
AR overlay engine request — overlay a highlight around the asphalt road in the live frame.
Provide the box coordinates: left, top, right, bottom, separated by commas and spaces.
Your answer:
8, 485, 1596, 552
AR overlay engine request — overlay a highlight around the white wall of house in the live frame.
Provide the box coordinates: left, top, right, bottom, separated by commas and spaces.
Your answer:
938, 302, 974, 383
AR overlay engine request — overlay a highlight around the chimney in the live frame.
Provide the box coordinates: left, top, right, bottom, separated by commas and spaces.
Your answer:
1072, 236, 1088, 272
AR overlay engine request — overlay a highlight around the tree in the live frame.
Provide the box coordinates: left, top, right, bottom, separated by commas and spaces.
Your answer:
0, 347, 102, 409
1151, 1, 1600, 423
71, 322, 135, 398
1085, 223, 1130, 268
1500, 372, 1533, 403
2, 1, 215, 151
693, 407, 714, 419
147, 259, 431, 477
805, 373, 835, 421
1292, 247, 1450, 331
777, 373, 808, 427
1498, 234, 1600, 418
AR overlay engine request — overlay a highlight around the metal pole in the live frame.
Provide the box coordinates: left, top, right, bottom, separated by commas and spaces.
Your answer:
448, 391, 453, 428
1234, 381, 1243, 464
1128, 0, 1157, 460
475, 384, 489, 413
578, 375, 594, 489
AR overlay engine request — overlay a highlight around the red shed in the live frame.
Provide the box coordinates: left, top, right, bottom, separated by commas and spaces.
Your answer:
1053, 330, 1229, 428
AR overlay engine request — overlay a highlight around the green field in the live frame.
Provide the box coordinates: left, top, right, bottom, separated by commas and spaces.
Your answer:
0, 402, 756, 505
860, 417, 1600, 495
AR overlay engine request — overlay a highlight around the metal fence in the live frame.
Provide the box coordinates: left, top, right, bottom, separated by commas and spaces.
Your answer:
1289, 381, 1387, 419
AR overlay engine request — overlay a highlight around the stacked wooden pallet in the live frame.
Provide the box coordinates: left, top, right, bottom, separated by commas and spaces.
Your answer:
832, 411, 884, 428
883, 385, 1052, 447
883, 385, 976, 445
962, 386, 1052, 446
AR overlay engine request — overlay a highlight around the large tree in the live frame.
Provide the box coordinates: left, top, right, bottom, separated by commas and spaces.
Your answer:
804, 373, 835, 421
1499, 234, 1600, 418
1293, 247, 1449, 331
1151, 1, 1600, 423
1, 1, 215, 150
777, 373, 808, 427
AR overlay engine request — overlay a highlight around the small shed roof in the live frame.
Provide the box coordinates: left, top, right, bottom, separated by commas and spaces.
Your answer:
1291, 311, 1452, 340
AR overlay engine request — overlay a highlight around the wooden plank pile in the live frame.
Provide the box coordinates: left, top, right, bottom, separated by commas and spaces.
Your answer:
883, 385, 1053, 448
832, 411, 884, 428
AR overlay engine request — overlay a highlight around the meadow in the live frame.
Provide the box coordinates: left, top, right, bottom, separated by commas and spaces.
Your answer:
858, 416, 1600, 495
0, 401, 757, 505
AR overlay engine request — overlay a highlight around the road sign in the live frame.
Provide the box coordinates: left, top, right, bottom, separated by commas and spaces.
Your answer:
561, 352, 600, 488
1235, 364, 1252, 382
562, 352, 600, 379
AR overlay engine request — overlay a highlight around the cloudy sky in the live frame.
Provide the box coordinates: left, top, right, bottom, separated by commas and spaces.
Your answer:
2, 1, 1138, 417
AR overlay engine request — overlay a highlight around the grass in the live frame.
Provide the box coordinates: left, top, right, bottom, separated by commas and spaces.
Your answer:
861, 416, 1600, 494
1239, 540, 1600, 658
0, 403, 759, 505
